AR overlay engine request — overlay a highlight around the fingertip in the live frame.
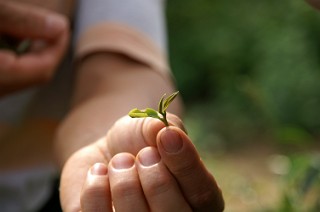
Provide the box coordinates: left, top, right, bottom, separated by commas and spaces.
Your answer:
143, 117, 165, 146
90, 163, 108, 176
143, 115, 187, 148
158, 127, 184, 154
167, 114, 187, 133
110, 153, 135, 170
81, 163, 112, 212
45, 13, 69, 39
137, 147, 161, 167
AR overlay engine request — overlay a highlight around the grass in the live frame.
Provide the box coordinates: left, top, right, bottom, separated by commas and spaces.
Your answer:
199, 142, 320, 211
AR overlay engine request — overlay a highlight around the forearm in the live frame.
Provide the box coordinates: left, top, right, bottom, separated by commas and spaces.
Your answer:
54, 53, 182, 168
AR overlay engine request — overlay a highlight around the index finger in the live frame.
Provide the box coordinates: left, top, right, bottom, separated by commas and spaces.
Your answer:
0, 26, 69, 94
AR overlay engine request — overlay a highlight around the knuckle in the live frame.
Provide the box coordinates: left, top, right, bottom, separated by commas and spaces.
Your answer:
112, 179, 141, 198
171, 160, 225, 211
144, 174, 173, 197
191, 189, 215, 209
189, 178, 225, 211
173, 159, 198, 179
80, 180, 111, 212
81, 181, 108, 201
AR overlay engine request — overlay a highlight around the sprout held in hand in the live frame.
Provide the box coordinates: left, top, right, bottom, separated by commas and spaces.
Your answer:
0, 35, 31, 55
128, 91, 179, 126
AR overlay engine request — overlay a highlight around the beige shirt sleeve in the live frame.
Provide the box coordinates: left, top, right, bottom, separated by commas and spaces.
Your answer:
75, 23, 171, 80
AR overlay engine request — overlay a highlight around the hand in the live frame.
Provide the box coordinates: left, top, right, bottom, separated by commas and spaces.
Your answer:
0, 1, 69, 96
60, 114, 224, 211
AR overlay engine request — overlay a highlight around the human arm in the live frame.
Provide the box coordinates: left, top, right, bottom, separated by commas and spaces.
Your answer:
55, 0, 224, 210
55, 52, 184, 211
56, 52, 224, 211
54, 51, 181, 165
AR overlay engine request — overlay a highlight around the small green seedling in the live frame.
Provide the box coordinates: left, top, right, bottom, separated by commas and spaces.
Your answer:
0, 35, 31, 55
128, 91, 179, 126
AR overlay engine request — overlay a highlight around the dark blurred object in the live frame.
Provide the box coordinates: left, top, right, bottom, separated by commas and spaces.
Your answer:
38, 178, 62, 212
0, 35, 31, 55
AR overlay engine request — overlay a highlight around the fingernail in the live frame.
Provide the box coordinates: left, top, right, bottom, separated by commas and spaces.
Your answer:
138, 147, 161, 167
45, 14, 68, 37
112, 153, 135, 170
160, 129, 183, 153
90, 163, 108, 175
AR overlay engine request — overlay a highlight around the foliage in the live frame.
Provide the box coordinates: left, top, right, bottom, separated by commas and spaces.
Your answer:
129, 91, 179, 126
276, 153, 320, 211
167, 0, 320, 145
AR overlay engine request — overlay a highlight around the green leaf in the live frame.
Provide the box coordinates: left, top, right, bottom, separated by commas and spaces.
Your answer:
163, 91, 179, 111
128, 108, 149, 118
16, 39, 31, 55
158, 93, 166, 114
129, 108, 160, 119
128, 91, 179, 126
145, 108, 160, 118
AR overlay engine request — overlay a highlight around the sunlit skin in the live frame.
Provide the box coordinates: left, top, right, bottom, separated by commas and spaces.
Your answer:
0, 1, 228, 211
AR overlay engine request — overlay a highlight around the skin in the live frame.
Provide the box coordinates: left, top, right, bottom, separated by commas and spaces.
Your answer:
0, 0, 69, 159
0, 1, 69, 97
0, 1, 226, 211
66, 1, 318, 210
60, 116, 224, 212
56, 53, 224, 211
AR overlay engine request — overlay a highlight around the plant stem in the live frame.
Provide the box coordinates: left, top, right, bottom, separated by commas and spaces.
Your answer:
161, 112, 169, 126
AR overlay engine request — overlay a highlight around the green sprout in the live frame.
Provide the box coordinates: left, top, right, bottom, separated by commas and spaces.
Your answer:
0, 35, 31, 55
128, 91, 179, 126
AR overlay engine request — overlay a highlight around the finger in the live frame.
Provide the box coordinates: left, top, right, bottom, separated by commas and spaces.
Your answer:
106, 116, 163, 158
81, 163, 113, 212
10, 28, 68, 77
136, 147, 192, 212
0, 1, 68, 40
157, 127, 225, 212
106, 114, 185, 158
167, 113, 187, 133
60, 141, 107, 212
0, 24, 69, 95
108, 153, 149, 211
0, 50, 14, 73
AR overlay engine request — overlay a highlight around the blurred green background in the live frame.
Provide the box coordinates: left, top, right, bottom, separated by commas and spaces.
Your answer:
167, 0, 320, 147
166, 0, 320, 210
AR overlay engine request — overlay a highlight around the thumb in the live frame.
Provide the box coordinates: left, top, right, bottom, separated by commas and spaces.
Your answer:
105, 114, 185, 159
106, 116, 165, 158
0, 1, 68, 40
157, 127, 225, 211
